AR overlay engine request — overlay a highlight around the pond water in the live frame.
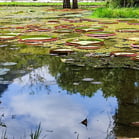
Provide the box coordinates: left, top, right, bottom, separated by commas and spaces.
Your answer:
0, 6, 139, 139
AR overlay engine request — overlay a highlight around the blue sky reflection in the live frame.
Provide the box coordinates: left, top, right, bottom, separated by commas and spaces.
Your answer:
0, 66, 118, 139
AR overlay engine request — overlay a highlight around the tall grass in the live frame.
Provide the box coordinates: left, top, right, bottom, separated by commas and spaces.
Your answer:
92, 7, 139, 18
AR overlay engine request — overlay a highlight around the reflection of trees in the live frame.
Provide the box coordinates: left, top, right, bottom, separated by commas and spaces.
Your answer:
112, 69, 139, 138
46, 58, 139, 137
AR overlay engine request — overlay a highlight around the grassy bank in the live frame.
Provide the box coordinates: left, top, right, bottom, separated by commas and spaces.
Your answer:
92, 7, 139, 18
0, 1, 105, 6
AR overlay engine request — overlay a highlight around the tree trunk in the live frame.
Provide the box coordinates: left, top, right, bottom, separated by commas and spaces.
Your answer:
63, 0, 71, 9
72, 0, 78, 9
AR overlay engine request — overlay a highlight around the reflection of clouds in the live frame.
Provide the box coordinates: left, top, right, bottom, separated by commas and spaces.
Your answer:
15, 65, 56, 86
0, 66, 118, 139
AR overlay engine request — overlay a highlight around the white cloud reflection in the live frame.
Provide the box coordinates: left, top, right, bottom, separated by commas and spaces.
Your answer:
0, 66, 118, 139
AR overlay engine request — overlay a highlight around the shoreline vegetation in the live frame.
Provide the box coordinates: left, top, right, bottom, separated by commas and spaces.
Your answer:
0, 1, 138, 18
92, 7, 139, 18
0, 1, 105, 6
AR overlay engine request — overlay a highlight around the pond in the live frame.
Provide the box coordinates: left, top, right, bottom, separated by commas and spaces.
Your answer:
0, 6, 139, 139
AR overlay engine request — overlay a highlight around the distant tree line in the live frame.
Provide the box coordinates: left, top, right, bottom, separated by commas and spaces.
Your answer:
107, 0, 139, 7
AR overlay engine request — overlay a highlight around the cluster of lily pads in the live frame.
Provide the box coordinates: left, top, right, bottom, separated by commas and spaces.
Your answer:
1, 7, 139, 62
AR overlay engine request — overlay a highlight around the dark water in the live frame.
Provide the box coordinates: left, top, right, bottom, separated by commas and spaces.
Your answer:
0, 7, 139, 139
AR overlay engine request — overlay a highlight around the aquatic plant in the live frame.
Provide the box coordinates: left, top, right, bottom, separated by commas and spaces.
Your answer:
30, 123, 41, 139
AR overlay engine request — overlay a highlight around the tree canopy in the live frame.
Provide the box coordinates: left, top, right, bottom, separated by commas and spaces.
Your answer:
107, 0, 139, 7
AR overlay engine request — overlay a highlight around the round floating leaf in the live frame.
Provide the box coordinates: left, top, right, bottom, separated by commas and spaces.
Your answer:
91, 81, 102, 84
116, 28, 139, 33
127, 37, 139, 41
86, 31, 116, 38
0, 62, 17, 66
55, 24, 74, 29
0, 68, 10, 76
19, 35, 58, 43
53, 29, 73, 33
75, 26, 104, 32
82, 78, 94, 81
110, 51, 137, 57
73, 82, 80, 85
0, 35, 17, 40
0, 44, 8, 48
66, 38, 104, 46
131, 43, 139, 49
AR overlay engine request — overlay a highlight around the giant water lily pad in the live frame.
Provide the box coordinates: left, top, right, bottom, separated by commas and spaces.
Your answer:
116, 28, 139, 33
66, 38, 104, 46
53, 29, 73, 33
19, 35, 58, 43
55, 24, 74, 29
0, 44, 8, 47
86, 31, 116, 38
0, 62, 17, 66
0, 68, 10, 75
131, 43, 139, 49
0, 35, 17, 41
82, 78, 94, 81
75, 26, 104, 32
110, 51, 137, 57
127, 37, 139, 41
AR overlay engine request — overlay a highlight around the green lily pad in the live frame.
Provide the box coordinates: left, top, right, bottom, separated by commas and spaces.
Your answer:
0, 62, 17, 66
86, 31, 116, 38
75, 26, 104, 32
110, 51, 137, 57
19, 35, 57, 43
91, 81, 102, 84
116, 28, 139, 33
66, 38, 104, 46
127, 37, 139, 41
82, 78, 94, 81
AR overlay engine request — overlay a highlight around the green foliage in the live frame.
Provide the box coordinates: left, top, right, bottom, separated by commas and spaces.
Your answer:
106, 0, 139, 8
92, 7, 139, 18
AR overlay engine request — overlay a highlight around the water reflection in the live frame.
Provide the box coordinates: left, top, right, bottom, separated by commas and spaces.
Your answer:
0, 65, 117, 139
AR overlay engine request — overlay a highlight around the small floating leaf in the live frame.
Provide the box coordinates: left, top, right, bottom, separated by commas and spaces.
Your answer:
0, 62, 17, 66
82, 78, 94, 81
91, 81, 102, 85
0, 68, 10, 76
